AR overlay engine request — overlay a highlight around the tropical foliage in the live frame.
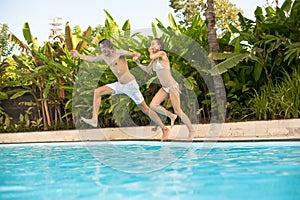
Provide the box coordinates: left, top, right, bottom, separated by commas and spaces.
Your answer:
0, 0, 299, 132
210, 0, 300, 120
169, 0, 242, 35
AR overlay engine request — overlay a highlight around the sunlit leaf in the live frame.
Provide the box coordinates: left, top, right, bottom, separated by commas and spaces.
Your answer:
210, 53, 249, 75
65, 22, 74, 50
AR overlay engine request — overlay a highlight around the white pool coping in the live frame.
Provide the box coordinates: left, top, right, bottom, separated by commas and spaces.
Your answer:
0, 119, 299, 144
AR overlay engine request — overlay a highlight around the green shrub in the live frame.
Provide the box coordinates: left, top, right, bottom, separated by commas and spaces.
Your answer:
247, 69, 300, 120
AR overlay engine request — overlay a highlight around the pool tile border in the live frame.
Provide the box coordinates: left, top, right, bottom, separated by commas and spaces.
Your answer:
0, 119, 299, 144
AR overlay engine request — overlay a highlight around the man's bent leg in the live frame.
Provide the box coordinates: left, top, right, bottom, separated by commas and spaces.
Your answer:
82, 86, 115, 127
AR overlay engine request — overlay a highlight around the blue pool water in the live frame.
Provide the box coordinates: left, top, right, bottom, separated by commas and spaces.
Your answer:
0, 141, 300, 200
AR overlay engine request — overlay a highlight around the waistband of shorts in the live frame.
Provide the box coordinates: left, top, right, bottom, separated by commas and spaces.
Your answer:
120, 79, 137, 85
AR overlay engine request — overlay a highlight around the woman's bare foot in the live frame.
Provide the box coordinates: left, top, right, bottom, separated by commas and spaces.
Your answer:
187, 131, 195, 140
161, 127, 170, 142
81, 117, 97, 127
170, 114, 177, 128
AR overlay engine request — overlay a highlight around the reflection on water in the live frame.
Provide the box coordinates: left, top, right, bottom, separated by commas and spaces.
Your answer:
0, 141, 300, 200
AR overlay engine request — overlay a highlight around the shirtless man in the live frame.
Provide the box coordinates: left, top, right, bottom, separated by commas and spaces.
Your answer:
134, 38, 195, 140
70, 39, 170, 141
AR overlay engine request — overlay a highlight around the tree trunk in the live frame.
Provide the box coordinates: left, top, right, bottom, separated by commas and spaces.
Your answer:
206, 0, 226, 123
206, 0, 219, 53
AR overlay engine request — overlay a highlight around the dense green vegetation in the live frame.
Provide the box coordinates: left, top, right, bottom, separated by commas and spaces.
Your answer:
0, 0, 299, 132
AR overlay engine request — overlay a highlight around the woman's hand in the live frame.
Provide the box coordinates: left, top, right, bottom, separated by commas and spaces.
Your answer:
148, 47, 154, 53
70, 50, 79, 57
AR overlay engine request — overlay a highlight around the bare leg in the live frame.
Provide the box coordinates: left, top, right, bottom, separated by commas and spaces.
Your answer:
81, 86, 114, 127
150, 88, 177, 127
169, 88, 195, 140
137, 101, 170, 141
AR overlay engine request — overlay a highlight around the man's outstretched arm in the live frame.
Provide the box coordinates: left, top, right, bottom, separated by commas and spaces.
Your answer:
117, 49, 140, 58
70, 50, 103, 62
133, 57, 153, 73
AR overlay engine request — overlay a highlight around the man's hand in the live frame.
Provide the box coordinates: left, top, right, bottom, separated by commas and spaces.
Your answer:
133, 56, 140, 63
134, 52, 140, 59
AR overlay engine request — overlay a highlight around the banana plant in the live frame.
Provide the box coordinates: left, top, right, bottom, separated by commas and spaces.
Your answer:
209, 0, 299, 120
6, 21, 95, 130
0, 24, 11, 102
209, 0, 299, 81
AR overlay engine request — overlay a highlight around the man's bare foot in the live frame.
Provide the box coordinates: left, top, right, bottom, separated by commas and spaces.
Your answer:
187, 131, 195, 140
81, 117, 97, 127
170, 114, 177, 128
161, 127, 170, 142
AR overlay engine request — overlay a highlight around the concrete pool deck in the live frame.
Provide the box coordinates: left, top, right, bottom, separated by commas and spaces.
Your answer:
0, 119, 299, 144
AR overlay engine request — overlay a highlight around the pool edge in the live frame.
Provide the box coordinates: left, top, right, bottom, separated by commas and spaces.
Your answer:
1, 119, 299, 144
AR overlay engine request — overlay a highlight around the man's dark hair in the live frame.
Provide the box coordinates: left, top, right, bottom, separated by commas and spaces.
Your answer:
153, 38, 164, 51
99, 39, 114, 49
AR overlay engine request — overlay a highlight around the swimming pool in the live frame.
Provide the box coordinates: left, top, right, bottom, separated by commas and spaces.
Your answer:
0, 141, 299, 199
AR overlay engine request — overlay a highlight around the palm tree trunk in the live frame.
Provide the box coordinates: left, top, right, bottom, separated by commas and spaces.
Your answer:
206, 0, 219, 53
206, 0, 226, 122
